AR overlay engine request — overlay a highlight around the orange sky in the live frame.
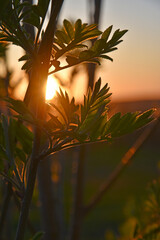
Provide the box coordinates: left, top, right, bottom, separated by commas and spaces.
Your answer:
59, 0, 160, 101
4, 0, 160, 102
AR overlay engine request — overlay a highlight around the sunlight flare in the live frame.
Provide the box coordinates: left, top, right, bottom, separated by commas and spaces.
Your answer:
45, 75, 59, 100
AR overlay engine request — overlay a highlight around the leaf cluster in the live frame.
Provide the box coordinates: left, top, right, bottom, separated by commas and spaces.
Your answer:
49, 19, 128, 73
0, 113, 33, 195
0, 3, 127, 73
2, 79, 154, 159
0, 0, 50, 68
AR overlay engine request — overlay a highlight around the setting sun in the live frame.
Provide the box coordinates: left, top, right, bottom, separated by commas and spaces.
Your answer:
46, 75, 59, 100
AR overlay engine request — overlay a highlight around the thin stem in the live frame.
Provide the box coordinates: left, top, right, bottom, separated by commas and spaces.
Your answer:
49, 61, 83, 75
37, 138, 110, 162
37, 137, 73, 161
13, 191, 36, 235
15, 128, 41, 240
15, 2, 65, 236
69, 145, 85, 240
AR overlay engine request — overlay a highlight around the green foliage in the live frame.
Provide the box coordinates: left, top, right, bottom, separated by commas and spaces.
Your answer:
0, 77, 154, 203
51, 20, 128, 71
0, 0, 50, 60
0, 1, 157, 239
4, 98, 36, 124
1, 79, 154, 158
110, 180, 160, 240
0, 6, 127, 72
0, 113, 33, 192
137, 180, 160, 240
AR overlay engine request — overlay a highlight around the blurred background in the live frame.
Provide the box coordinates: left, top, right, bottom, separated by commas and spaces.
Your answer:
0, 0, 160, 239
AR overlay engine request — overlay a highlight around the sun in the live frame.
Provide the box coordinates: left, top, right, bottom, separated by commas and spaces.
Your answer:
45, 75, 59, 100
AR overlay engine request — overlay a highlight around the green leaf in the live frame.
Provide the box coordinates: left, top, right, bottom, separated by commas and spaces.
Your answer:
104, 109, 154, 138
78, 79, 111, 139
48, 88, 79, 128
54, 38, 66, 49
52, 20, 127, 66
74, 19, 82, 37
90, 39, 106, 53
80, 29, 102, 41
101, 25, 113, 41
81, 23, 97, 34
63, 19, 74, 40
133, 109, 155, 129
21, 60, 32, 72
18, 54, 30, 62
66, 55, 79, 65
108, 29, 128, 46
100, 55, 113, 62
4, 98, 34, 117
105, 112, 121, 135
79, 50, 95, 60
45, 113, 63, 131
55, 30, 70, 45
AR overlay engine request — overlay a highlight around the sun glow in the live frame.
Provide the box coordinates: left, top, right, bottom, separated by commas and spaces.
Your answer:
46, 75, 59, 100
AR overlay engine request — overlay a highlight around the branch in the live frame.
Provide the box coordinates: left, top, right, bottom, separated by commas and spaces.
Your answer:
83, 119, 160, 216
48, 57, 100, 76
24, 0, 64, 106
37, 137, 73, 161
69, 146, 86, 240
49, 61, 82, 75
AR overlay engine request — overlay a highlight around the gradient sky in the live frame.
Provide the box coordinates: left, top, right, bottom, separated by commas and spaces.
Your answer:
59, 0, 160, 100
5, 0, 160, 101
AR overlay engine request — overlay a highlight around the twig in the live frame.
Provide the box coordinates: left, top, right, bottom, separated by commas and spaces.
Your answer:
49, 60, 84, 75
37, 137, 73, 161
84, 119, 160, 216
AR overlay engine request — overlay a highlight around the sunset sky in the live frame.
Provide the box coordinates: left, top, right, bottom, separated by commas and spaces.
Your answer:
59, 0, 160, 100
5, 0, 160, 101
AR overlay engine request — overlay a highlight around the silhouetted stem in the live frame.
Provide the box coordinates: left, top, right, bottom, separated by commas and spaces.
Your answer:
13, 192, 36, 235
0, 182, 12, 237
84, 120, 159, 216
70, 146, 85, 240
15, 128, 41, 240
